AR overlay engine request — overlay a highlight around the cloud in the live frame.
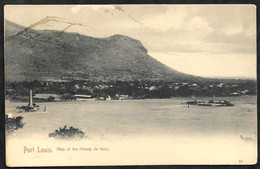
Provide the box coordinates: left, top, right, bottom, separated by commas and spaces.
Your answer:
149, 51, 256, 78
222, 24, 255, 37
142, 7, 188, 31
90, 6, 102, 11
187, 16, 213, 33
71, 6, 82, 14
5, 5, 256, 78
90, 5, 114, 11
223, 25, 243, 36
142, 7, 213, 35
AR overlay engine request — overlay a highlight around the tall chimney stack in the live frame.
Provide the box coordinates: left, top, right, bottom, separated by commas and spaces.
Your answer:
29, 90, 33, 107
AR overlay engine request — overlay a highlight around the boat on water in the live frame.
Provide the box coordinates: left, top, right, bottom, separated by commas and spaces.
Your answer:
186, 100, 198, 105
16, 90, 47, 113
197, 102, 212, 106
186, 99, 234, 107
207, 99, 234, 107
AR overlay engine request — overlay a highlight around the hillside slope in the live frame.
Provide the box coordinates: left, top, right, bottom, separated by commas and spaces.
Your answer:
5, 20, 196, 82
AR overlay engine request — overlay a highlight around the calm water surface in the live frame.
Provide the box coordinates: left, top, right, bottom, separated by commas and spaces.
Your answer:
5, 96, 257, 165
6, 96, 257, 139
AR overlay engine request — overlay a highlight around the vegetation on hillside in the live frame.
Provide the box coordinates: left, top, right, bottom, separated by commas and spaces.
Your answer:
4, 21, 257, 100
5, 79, 256, 101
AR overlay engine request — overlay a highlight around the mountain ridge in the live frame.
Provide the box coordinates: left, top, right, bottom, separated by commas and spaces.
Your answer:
5, 19, 199, 82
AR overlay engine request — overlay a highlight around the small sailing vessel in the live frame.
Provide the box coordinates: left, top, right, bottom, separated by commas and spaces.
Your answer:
16, 90, 47, 113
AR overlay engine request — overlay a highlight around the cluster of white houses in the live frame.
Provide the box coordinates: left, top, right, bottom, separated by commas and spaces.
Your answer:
33, 81, 251, 101
33, 93, 129, 102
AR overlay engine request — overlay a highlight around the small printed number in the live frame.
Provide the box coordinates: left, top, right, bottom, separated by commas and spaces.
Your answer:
239, 160, 243, 163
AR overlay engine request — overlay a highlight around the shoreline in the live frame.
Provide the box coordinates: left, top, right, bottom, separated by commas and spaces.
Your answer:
5, 95, 256, 103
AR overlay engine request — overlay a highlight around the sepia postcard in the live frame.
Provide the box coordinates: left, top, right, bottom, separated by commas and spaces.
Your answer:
4, 5, 257, 166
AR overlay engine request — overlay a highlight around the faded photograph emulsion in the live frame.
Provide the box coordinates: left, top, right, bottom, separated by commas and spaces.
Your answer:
4, 5, 257, 166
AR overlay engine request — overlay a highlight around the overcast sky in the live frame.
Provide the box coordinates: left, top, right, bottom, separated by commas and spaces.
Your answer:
5, 5, 256, 78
